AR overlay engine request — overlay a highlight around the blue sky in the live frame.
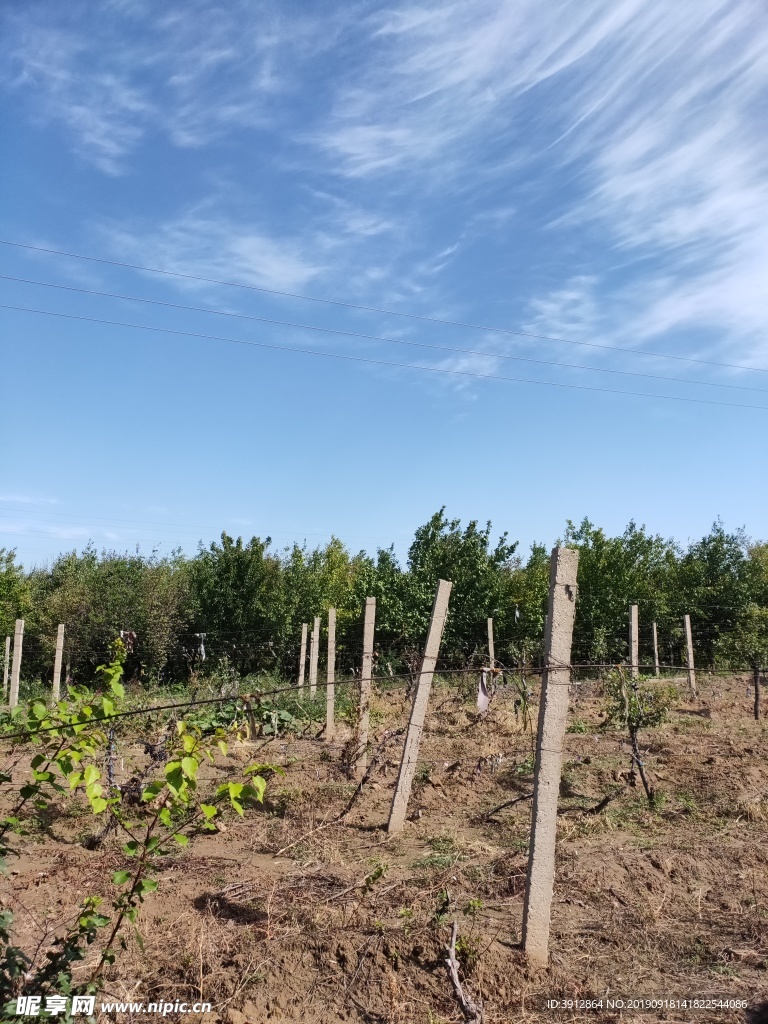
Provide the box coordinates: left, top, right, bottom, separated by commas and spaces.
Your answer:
1, 0, 766, 568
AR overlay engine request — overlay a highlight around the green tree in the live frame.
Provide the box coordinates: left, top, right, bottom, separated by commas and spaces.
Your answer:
400, 509, 518, 659
503, 543, 550, 665
676, 521, 758, 663
713, 604, 768, 670
0, 549, 32, 642
28, 547, 192, 684
562, 519, 679, 664
190, 533, 283, 674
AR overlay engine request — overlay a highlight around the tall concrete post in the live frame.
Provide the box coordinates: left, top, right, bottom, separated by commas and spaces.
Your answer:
3, 636, 9, 701
487, 617, 495, 668
309, 616, 320, 696
522, 548, 579, 969
629, 605, 639, 680
754, 667, 761, 722
298, 622, 308, 691
52, 624, 65, 702
652, 622, 660, 677
684, 614, 696, 697
9, 619, 25, 709
388, 579, 452, 834
326, 608, 336, 742
355, 597, 376, 776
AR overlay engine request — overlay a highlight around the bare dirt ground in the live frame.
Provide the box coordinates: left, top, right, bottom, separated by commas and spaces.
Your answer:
3, 673, 767, 1024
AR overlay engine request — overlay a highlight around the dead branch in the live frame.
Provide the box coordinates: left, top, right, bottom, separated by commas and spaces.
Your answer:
483, 791, 533, 820
445, 920, 484, 1024
586, 783, 630, 815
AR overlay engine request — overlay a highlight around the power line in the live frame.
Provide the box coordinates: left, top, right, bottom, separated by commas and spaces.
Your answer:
3, 273, 767, 395
2, 237, 766, 376
3, 302, 766, 412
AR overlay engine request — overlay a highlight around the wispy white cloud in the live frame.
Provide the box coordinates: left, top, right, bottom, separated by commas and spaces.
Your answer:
316, 0, 768, 367
106, 212, 327, 293
2, 1, 326, 172
6, 0, 768, 372
5, 24, 150, 174
315, 0, 644, 180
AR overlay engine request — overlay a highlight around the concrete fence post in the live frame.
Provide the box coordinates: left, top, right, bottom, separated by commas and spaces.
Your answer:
522, 548, 579, 969
684, 614, 697, 697
9, 619, 25, 709
387, 579, 452, 834
629, 605, 639, 680
326, 608, 336, 742
355, 597, 376, 776
298, 623, 308, 691
652, 622, 660, 677
309, 616, 320, 696
487, 617, 495, 668
3, 636, 9, 702
52, 624, 65, 702
754, 666, 761, 722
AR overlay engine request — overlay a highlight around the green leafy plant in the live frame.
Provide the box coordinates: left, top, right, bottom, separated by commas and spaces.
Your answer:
604, 668, 677, 804
0, 638, 280, 1013
462, 898, 483, 919
455, 934, 480, 974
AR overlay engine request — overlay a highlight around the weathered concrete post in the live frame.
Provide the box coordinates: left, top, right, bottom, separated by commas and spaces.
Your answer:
9, 619, 25, 709
309, 616, 320, 696
652, 622, 660, 677
684, 614, 697, 697
3, 636, 9, 702
387, 579, 452, 834
326, 608, 336, 742
754, 666, 761, 722
52, 624, 65, 702
629, 605, 639, 680
522, 548, 579, 969
298, 622, 308, 691
355, 597, 376, 776
487, 617, 495, 668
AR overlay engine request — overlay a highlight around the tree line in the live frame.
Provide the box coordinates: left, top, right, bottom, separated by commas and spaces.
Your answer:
1, 510, 767, 687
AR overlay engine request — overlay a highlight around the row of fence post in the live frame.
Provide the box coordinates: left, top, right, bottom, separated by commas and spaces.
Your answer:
2, 619, 67, 708
628, 604, 697, 695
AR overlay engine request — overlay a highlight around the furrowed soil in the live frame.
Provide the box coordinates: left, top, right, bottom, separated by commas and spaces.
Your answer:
2, 674, 767, 1024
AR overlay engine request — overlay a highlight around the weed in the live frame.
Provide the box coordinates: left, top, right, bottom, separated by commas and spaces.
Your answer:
455, 934, 480, 974
462, 898, 483, 919
567, 718, 589, 733
677, 791, 699, 815
397, 907, 415, 936
364, 864, 387, 891
427, 835, 456, 854
431, 890, 451, 927
710, 964, 739, 978
413, 853, 460, 871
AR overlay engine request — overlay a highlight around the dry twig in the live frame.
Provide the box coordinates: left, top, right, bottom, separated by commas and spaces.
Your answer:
445, 920, 484, 1024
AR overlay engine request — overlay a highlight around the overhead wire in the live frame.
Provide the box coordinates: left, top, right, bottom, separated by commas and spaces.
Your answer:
2, 303, 766, 412
2, 237, 767, 376
2, 273, 767, 395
